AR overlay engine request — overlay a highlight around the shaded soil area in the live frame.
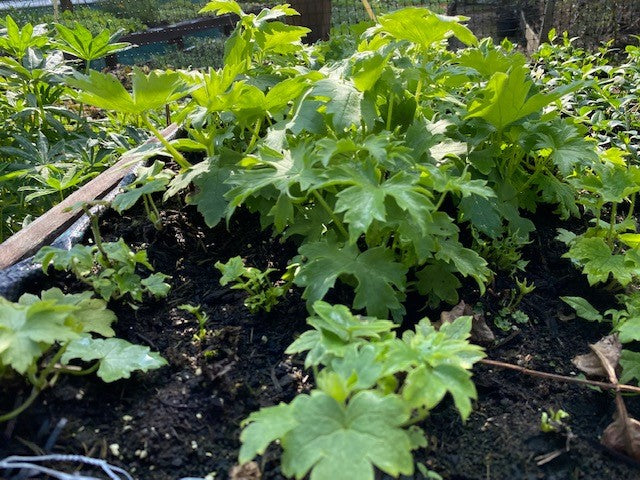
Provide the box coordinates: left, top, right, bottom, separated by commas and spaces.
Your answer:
2, 201, 640, 480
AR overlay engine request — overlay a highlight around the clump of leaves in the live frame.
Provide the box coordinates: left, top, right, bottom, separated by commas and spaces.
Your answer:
53, 22, 130, 71
239, 301, 484, 479
541, 408, 570, 433
36, 240, 170, 303
66, 68, 194, 169
33, 202, 170, 303
112, 160, 175, 229
0, 288, 166, 422
491, 278, 535, 331
562, 296, 640, 384
215, 256, 296, 313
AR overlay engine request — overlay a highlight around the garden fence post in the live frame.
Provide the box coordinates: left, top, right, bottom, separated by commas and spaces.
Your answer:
289, 0, 332, 43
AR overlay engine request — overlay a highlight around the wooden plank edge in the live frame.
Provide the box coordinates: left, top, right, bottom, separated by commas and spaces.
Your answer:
0, 123, 179, 270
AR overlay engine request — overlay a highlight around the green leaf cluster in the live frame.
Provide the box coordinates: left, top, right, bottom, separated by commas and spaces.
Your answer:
0, 288, 166, 422
35, 239, 170, 303
240, 301, 484, 479
215, 256, 295, 313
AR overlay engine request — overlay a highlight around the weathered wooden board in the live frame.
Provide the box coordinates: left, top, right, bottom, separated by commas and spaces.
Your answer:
0, 123, 179, 270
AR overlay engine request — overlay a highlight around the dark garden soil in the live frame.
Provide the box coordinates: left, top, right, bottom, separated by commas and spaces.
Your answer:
2, 199, 640, 480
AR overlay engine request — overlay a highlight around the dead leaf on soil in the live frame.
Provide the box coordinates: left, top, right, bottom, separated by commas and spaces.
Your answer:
572, 335, 621, 378
230, 461, 261, 480
438, 300, 496, 344
588, 338, 640, 461
602, 408, 640, 461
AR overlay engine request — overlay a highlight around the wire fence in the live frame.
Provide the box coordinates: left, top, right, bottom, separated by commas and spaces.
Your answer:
286, 0, 640, 47
1, 0, 638, 67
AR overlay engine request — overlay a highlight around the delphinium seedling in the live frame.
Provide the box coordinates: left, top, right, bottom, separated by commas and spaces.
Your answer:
179, 304, 210, 341
239, 301, 485, 479
215, 256, 297, 313
492, 277, 536, 331
540, 408, 570, 433
35, 201, 171, 303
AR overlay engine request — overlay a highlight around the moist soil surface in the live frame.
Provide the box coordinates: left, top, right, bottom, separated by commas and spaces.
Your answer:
2, 201, 640, 480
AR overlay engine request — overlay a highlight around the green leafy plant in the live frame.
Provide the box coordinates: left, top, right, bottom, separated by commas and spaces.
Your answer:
491, 277, 535, 331
54, 22, 130, 71
111, 160, 175, 228
34, 204, 170, 303
239, 301, 484, 479
0, 288, 166, 422
540, 407, 570, 433
561, 293, 640, 385
66, 68, 194, 169
178, 304, 210, 340
215, 256, 296, 313
0, 15, 141, 241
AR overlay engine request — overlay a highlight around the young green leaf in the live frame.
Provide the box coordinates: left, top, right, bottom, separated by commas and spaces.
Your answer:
62, 336, 167, 382
240, 391, 415, 480
561, 296, 604, 322
466, 66, 579, 131
564, 237, 632, 286
67, 68, 192, 115
376, 8, 477, 48
296, 238, 408, 319
286, 301, 396, 368
0, 294, 79, 374
620, 350, 640, 384
54, 23, 129, 64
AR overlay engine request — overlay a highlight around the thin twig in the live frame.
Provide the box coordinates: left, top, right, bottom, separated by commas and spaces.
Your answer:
479, 358, 640, 394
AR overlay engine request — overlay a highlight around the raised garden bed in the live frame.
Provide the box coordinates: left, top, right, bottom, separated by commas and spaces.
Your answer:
1, 200, 640, 480
2, 3, 640, 480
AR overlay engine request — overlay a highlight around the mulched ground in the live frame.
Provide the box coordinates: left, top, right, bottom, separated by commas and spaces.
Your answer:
2, 199, 640, 480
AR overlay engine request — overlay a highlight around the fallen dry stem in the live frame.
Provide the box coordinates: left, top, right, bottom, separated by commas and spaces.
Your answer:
479, 358, 640, 394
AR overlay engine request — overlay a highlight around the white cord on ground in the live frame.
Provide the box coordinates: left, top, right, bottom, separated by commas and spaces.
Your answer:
0, 453, 209, 480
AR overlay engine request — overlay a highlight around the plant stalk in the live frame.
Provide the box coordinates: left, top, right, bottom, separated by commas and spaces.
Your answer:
54, 362, 99, 376
141, 114, 190, 170
608, 202, 618, 247
312, 191, 350, 240
479, 358, 640, 394
0, 386, 41, 423
246, 117, 263, 153
83, 205, 113, 268
386, 94, 394, 132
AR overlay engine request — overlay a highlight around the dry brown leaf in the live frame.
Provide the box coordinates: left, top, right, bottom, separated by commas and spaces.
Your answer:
588, 338, 640, 461
230, 461, 261, 480
438, 300, 496, 344
572, 335, 621, 378
602, 409, 640, 461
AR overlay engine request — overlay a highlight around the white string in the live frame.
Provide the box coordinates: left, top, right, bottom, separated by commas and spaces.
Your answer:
0, 454, 133, 480
0, 453, 209, 480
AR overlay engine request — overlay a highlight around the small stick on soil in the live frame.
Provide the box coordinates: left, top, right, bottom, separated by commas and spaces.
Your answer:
479, 358, 640, 394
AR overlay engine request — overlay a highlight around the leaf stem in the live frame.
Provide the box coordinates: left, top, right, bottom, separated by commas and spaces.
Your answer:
311, 191, 349, 240
626, 193, 636, 221
608, 202, 618, 247
246, 117, 263, 153
141, 114, 190, 170
434, 191, 447, 210
83, 205, 113, 268
54, 362, 99, 376
0, 386, 41, 423
386, 94, 395, 132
